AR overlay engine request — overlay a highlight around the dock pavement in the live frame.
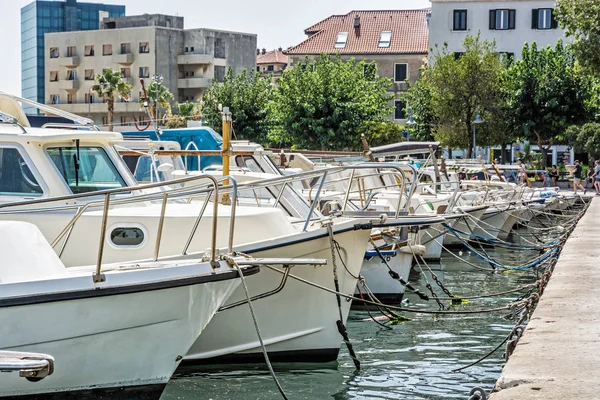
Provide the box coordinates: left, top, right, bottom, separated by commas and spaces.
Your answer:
489, 197, 599, 399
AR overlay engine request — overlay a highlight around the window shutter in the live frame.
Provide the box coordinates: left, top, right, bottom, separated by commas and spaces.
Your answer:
550, 9, 558, 29
532, 9, 539, 29
489, 10, 496, 30
508, 10, 516, 29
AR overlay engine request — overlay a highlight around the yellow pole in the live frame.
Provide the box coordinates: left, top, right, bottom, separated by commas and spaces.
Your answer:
221, 106, 232, 205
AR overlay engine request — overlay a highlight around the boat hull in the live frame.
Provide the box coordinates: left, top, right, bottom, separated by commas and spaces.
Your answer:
0, 268, 240, 397
354, 249, 412, 305
183, 222, 371, 364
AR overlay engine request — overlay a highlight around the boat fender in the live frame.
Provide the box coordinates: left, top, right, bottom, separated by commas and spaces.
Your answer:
398, 244, 426, 255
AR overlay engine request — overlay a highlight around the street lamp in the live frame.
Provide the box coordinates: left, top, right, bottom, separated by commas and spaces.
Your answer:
472, 114, 483, 158
406, 114, 416, 142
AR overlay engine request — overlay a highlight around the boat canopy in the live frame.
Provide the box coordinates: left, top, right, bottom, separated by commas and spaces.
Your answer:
371, 141, 440, 157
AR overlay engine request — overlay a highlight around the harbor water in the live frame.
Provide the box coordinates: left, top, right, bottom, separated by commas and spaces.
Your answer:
162, 232, 539, 400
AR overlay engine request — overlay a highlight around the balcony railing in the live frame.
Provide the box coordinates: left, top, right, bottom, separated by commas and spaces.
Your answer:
177, 77, 211, 89
177, 53, 213, 65
113, 53, 134, 64
59, 56, 80, 67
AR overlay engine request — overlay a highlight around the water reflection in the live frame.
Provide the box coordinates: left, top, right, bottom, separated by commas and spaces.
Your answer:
162, 235, 539, 400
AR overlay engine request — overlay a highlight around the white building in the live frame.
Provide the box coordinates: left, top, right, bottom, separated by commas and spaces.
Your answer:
428, 0, 566, 59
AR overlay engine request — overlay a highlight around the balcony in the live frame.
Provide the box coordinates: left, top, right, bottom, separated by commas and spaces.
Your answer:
59, 56, 80, 67
178, 77, 211, 89
51, 101, 140, 115
177, 53, 213, 65
59, 80, 80, 91
113, 53, 134, 64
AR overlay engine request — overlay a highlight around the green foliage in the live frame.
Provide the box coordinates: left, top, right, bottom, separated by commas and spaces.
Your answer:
92, 67, 132, 131
358, 121, 405, 148
401, 70, 435, 141
269, 54, 394, 150
518, 142, 536, 165
504, 41, 590, 166
566, 123, 600, 161
164, 101, 202, 129
425, 34, 506, 155
202, 68, 274, 144
555, 0, 600, 78
138, 80, 174, 121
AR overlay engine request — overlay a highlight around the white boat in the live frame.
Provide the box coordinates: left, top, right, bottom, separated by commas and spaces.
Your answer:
0, 220, 251, 398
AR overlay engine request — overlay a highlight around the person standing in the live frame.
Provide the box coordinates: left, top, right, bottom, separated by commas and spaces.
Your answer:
594, 160, 600, 195
573, 160, 586, 194
549, 165, 559, 187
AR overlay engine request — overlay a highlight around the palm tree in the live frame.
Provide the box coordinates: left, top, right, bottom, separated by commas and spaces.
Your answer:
92, 68, 132, 131
139, 80, 174, 122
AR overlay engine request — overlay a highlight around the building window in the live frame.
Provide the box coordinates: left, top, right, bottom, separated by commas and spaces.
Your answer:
267, 65, 274, 72
49, 71, 59, 82
394, 100, 406, 120
85, 93, 94, 104
214, 38, 225, 58
120, 43, 131, 54
190, 46, 194, 52
185, 47, 189, 53
66, 46, 77, 57
120, 67, 131, 78
85, 69, 95, 80
50, 94, 59, 104
67, 94, 73, 104
378, 31, 392, 48
102, 116, 108, 126
453, 10, 468, 31
84, 45, 94, 56
490, 9, 515, 30
120, 116, 129, 126
499, 52, 515, 64
256, 66, 260, 72
394, 63, 408, 82
103, 44, 112, 56
454, 52, 464, 60
139, 67, 149, 78
49, 47, 59, 58
139, 42, 149, 53
66, 70, 77, 80
533, 8, 556, 30
214, 65, 226, 82
334, 32, 348, 49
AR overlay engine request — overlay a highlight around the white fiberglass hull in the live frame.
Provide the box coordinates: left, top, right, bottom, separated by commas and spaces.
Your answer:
443, 207, 487, 246
0, 263, 241, 397
355, 250, 412, 303
184, 220, 371, 363
473, 207, 519, 241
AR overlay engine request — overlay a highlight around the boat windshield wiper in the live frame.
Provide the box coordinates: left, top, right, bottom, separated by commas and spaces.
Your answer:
73, 139, 80, 187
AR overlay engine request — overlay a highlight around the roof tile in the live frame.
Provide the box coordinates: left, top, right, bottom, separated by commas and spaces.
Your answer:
256, 50, 289, 65
286, 9, 430, 55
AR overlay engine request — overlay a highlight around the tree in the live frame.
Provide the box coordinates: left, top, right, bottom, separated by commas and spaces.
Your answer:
92, 68, 132, 131
401, 70, 435, 141
504, 41, 590, 167
566, 123, 600, 162
358, 121, 405, 148
555, 0, 600, 78
425, 34, 506, 156
202, 68, 274, 144
269, 54, 393, 150
139, 80, 174, 122
164, 101, 203, 129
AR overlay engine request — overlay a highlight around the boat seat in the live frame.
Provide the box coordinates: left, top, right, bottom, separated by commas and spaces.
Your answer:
0, 221, 67, 284
0, 95, 31, 127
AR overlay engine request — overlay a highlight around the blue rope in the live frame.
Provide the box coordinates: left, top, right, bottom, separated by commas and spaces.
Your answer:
442, 223, 557, 271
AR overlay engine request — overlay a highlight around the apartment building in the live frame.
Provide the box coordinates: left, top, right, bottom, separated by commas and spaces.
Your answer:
285, 9, 430, 124
44, 14, 257, 130
256, 48, 288, 81
21, 0, 125, 114
428, 0, 565, 59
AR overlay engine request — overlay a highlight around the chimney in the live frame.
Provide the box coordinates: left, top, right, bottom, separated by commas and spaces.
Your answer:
262, 48, 266, 55
257, 48, 260, 55
354, 14, 361, 28
278, 47, 282, 52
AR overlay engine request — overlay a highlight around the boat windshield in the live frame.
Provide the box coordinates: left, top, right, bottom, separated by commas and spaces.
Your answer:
47, 146, 126, 194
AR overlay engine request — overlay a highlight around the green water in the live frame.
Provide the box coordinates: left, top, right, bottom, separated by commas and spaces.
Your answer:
162, 240, 539, 400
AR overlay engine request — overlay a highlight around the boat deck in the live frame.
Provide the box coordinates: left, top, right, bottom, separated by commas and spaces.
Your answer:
490, 197, 599, 399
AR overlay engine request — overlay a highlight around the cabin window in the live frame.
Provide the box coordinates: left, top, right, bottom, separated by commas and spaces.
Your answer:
110, 226, 146, 247
46, 146, 126, 194
0, 148, 43, 197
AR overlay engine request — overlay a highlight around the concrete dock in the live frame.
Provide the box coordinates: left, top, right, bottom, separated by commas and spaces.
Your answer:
490, 198, 599, 399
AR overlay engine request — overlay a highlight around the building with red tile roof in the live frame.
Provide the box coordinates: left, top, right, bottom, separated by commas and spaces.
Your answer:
256, 48, 288, 80
285, 9, 430, 123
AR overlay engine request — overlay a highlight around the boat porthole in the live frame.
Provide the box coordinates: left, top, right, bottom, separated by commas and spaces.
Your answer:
108, 224, 148, 249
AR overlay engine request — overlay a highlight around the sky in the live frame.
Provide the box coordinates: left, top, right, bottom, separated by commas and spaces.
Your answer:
0, 0, 431, 96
